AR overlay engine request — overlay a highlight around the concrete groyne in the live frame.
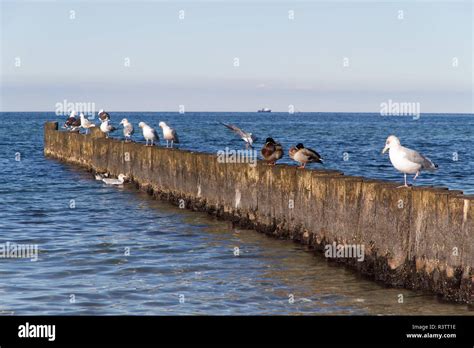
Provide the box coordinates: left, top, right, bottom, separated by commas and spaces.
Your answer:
44, 122, 473, 303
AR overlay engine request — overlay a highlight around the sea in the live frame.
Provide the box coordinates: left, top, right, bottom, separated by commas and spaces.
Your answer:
0, 112, 472, 315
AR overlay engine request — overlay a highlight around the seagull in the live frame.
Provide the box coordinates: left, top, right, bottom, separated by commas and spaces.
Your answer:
159, 121, 179, 148
220, 122, 256, 148
100, 119, 117, 138
261, 138, 283, 165
290, 143, 323, 169
79, 113, 96, 134
382, 135, 438, 187
138, 122, 159, 146
102, 174, 127, 185
63, 111, 76, 128
63, 111, 81, 132
120, 118, 134, 142
98, 109, 111, 122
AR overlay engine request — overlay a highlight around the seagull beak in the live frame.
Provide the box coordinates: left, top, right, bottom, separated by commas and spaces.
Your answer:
382, 145, 389, 154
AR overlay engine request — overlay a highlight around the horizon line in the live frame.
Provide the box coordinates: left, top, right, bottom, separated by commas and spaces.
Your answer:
1, 111, 473, 115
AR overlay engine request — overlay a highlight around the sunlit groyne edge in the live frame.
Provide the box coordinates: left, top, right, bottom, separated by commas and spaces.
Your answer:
44, 122, 473, 304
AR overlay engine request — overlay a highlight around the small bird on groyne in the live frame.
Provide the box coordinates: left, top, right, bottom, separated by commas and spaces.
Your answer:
98, 109, 111, 122
220, 122, 256, 148
139, 122, 159, 146
290, 143, 323, 169
261, 138, 283, 165
382, 135, 438, 187
159, 122, 180, 148
80, 113, 96, 134
120, 118, 134, 142
100, 119, 117, 138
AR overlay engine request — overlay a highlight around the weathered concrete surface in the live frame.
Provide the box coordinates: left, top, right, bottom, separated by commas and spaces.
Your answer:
44, 122, 474, 303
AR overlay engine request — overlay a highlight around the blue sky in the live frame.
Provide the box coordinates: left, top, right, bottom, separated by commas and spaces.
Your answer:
0, 0, 472, 112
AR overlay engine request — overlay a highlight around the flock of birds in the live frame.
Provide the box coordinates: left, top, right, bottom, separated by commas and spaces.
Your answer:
63, 111, 438, 187
64, 110, 179, 148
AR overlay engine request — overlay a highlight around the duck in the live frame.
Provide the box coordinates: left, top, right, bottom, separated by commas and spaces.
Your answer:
159, 121, 179, 148
382, 135, 438, 187
261, 138, 283, 165
138, 122, 159, 146
291, 143, 323, 169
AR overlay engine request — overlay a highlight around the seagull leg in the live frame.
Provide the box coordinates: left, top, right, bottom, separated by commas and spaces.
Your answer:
413, 171, 420, 181
397, 173, 409, 188
171, 140, 174, 148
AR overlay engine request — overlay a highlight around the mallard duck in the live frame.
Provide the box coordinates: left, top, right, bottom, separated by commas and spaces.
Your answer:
382, 135, 437, 187
261, 138, 283, 165
289, 146, 298, 159
291, 143, 323, 169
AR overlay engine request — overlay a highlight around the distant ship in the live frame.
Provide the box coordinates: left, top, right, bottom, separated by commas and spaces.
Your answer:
257, 108, 271, 113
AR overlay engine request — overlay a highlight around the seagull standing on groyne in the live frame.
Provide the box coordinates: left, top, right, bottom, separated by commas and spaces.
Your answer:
100, 119, 117, 138
80, 113, 96, 134
382, 135, 438, 187
120, 118, 134, 142
159, 122, 180, 148
139, 122, 159, 146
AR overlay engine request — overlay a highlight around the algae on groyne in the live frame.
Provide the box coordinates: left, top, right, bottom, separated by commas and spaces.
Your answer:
44, 122, 473, 303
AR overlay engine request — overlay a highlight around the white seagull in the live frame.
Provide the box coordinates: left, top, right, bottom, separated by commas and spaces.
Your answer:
79, 113, 96, 134
382, 135, 438, 187
220, 122, 256, 148
102, 174, 127, 185
159, 121, 179, 148
120, 118, 134, 142
138, 122, 159, 146
100, 119, 117, 138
